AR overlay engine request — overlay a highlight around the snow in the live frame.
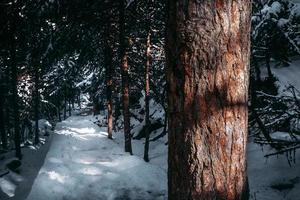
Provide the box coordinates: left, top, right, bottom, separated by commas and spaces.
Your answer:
261, 2, 282, 17
248, 142, 300, 200
249, 58, 300, 199
0, 121, 53, 199
271, 131, 300, 141
26, 116, 167, 200
261, 58, 300, 93
0, 177, 17, 197
277, 18, 289, 28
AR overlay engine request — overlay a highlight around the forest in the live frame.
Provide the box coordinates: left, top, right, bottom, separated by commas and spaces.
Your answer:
0, 0, 300, 200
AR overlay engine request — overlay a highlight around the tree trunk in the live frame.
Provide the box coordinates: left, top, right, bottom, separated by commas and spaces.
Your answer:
166, 1, 251, 199
104, 36, 113, 140
119, 0, 132, 154
34, 66, 39, 145
56, 96, 61, 122
68, 98, 72, 116
144, 31, 151, 162
253, 60, 261, 83
266, 52, 272, 78
10, 11, 22, 159
77, 92, 81, 109
0, 91, 7, 149
64, 84, 67, 120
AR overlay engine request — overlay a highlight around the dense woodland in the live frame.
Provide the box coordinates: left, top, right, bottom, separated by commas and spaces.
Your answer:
0, 0, 300, 200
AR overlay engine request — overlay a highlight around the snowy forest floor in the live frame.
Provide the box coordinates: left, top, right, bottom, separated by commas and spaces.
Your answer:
6, 114, 299, 200
0, 59, 300, 200
0, 114, 299, 200
25, 115, 167, 200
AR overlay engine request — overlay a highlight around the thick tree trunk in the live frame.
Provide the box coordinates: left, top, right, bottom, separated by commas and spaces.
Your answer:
34, 66, 39, 144
167, 1, 251, 200
144, 31, 151, 162
119, 0, 132, 154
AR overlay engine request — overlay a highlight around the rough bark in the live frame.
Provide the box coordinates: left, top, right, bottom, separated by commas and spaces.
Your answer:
119, 0, 132, 154
167, 1, 251, 199
144, 31, 151, 162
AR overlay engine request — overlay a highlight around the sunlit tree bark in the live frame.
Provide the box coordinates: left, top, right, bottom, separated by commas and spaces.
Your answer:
167, 1, 252, 199
119, 0, 132, 154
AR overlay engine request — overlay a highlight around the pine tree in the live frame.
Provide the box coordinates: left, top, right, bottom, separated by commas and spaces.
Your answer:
119, 0, 132, 154
167, 1, 251, 199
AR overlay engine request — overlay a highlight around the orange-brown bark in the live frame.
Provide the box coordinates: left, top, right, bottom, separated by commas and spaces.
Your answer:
119, 0, 132, 154
167, 1, 251, 199
144, 32, 151, 162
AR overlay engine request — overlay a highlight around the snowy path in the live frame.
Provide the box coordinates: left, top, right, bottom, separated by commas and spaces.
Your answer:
26, 116, 166, 200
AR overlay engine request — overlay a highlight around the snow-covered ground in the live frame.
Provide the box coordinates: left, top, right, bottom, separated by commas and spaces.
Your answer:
248, 142, 300, 200
261, 58, 300, 93
26, 116, 167, 200
1, 60, 299, 200
0, 121, 53, 200
248, 59, 300, 200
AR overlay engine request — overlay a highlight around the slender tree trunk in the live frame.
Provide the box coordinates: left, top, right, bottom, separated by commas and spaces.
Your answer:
113, 94, 121, 131
34, 66, 39, 145
5, 105, 11, 142
64, 84, 67, 120
0, 91, 7, 149
104, 38, 113, 140
167, 1, 251, 199
72, 98, 75, 109
58, 105, 61, 122
144, 31, 151, 162
119, 0, 132, 154
253, 59, 261, 83
68, 98, 71, 116
77, 92, 81, 109
10, 12, 22, 159
266, 52, 272, 78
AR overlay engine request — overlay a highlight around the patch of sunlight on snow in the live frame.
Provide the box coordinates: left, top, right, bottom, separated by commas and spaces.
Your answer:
55, 126, 106, 140
97, 161, 118, 167
55, 129, 88, 141
0, 178, 16, 197
69, 127, 96, 134
99, 131, 108, 137
29, 145, 37, 150
74, 158, 94, 165
47, 171, 68, 184
79, 167, 102, 176
55, 129, 74, 136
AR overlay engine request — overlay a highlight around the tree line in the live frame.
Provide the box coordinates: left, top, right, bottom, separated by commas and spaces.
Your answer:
0, 0, 299, 199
